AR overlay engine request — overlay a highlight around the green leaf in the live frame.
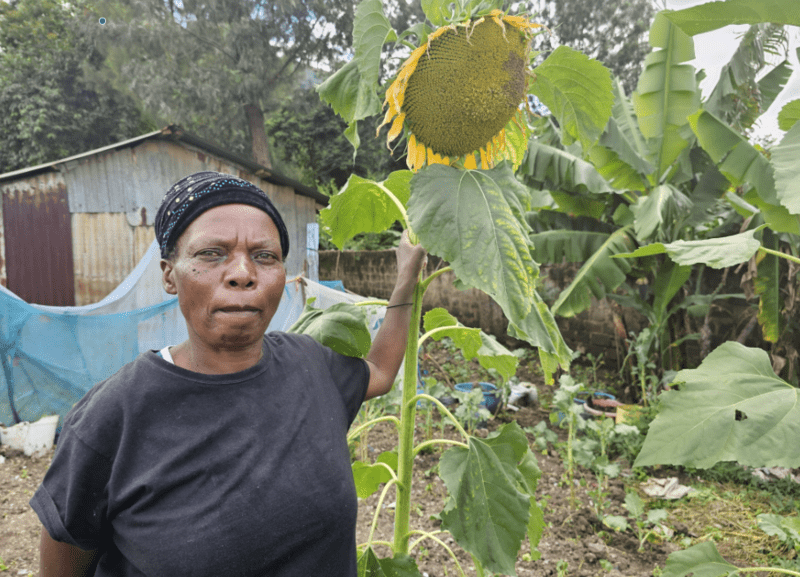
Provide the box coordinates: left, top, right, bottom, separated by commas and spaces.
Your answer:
353, 0, 397, 91
288, 300, 372, 357
634, 341, 800, 469
317, 59, 382, 125
661, 542, 738, 577
771, 121, 800, 215
624, 492, 645, 518
632, 184, 689, 241
439, 423, 533, 575
652, 259, 692, 323
419, 0, 456, 26
757, 513, 793, 543
742, 189, 800, 234
610, 76, 651, 163
615, 228, 762, 269
778, 99, 800, 131
755, 228, 781, 342
422, 308, 519, 382
352, 459, 393, 499
519, 140, 615, 195
633, 13, 699, 180
689, 109, 777, 206
320, 171, 412, 249
603, 516, 630, 532
531, 227, 635, 318
757, 59, 793, 115
530, 46, 614, 151
409, 163, 535, 324
662, 0, 800, 36
357, 547, 424, 577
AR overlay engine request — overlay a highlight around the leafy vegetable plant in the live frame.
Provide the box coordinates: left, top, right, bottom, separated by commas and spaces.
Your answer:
603, 492, 668, 552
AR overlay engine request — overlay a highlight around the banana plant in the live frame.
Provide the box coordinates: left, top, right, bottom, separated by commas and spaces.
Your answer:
519, 0, 800, 382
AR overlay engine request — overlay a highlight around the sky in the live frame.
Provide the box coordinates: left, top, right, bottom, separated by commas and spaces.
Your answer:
664, 0, 800, 143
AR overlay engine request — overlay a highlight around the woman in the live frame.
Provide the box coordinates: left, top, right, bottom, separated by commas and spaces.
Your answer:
31, 171, 427, 576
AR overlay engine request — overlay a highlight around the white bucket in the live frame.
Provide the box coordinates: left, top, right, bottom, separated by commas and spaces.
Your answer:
0, 414, 59, 457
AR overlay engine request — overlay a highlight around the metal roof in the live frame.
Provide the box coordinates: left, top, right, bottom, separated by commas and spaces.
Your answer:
0, 125, 328, 205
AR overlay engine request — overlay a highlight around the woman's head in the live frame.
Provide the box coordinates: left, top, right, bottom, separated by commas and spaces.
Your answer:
157, 172, 288, 356
155, 171, 289, 261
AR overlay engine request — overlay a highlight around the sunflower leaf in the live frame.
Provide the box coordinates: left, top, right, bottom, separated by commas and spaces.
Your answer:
662, 0, 800, 36
634, 341, 800, 469
320, 171, 412, 249
439, 423, 534, 575
353, 0, 397, 90
660, 542, 738, 577
530, 46, 614, 151
288, 301, 372, 358
357, 547, 424, 577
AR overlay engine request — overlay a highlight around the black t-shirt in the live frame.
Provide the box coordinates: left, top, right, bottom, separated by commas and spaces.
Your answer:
30, 332, 369, 576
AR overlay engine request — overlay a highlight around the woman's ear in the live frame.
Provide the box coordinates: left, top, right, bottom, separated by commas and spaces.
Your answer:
160, 259, 178, 295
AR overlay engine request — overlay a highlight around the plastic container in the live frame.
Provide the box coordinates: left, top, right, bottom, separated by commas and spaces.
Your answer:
0, 414, 59, 457
455, 382, 500, 414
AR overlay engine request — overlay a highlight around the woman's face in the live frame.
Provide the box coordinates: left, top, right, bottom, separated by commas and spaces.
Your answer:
161, 204, 286, 353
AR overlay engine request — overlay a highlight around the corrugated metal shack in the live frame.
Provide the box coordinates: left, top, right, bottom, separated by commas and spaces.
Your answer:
0, 125, 327, 306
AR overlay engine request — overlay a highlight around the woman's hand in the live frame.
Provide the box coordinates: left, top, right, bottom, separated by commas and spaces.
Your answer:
393, 230, 427, 297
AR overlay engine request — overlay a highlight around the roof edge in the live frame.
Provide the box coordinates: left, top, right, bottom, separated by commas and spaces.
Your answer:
0, 125, 328, 206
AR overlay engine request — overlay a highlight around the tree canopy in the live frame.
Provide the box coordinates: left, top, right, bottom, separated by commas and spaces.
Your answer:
0, 0, 153, 173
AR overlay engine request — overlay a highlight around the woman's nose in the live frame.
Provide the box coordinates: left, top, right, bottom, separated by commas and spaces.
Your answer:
225, 253, 256, 287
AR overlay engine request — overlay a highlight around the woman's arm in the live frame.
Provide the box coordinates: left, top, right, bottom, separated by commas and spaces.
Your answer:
40, 527, 99, 577
364, 231, 427, 400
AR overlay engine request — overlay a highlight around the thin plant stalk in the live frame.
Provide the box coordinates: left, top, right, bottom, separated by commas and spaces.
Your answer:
393, 281, 424, 554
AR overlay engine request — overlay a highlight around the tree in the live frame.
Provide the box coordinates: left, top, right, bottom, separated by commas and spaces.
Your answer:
266, 84, 406, 189
525, 0, 655, 95
0, 0, 154, 173
99, 0, 357, 167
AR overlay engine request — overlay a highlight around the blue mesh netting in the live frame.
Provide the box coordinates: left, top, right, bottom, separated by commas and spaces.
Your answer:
0, 241, 381, 429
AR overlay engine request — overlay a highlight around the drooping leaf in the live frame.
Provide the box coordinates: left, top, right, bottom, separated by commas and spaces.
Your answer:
529, 46, 614, 151
615, 228, 762, 269
634, 341, 800, 469
357, 547, 424, 577
662, 0, 800, 36
757, 59, 794, 114
288, 300, 372, 357
320, 170, 412, 248
661, 542, 737, 577
771, 121, 800, 214
777, 99, 800, 131
689, 109, 777, 206
317, 59, 382, 130
421, 308, 519, 382
531, 227, 635, 318
409, 163, 535, 326
519, 140, 615, 195
652, 259, 692, 323
755, 228, 781, 342
632, 184, 691, 241
439, 423, 534, 575
353, 0, 397, 92
633, 13, 700, 180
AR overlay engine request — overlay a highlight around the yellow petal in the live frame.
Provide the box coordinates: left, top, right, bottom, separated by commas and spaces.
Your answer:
407, 135, 418, 170
464, 154, 477, 170
387, 113, 405, 143
480, 148, 489, 170
415, 138, 426, 169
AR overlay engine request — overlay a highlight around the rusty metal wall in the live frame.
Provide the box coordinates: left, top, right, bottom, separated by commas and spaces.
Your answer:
63, 140, 316, 276
1, 173, 75, 306
71, 213, 154, 306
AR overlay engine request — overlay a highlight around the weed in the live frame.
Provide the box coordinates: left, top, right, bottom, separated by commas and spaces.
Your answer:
556, 559, 569, 577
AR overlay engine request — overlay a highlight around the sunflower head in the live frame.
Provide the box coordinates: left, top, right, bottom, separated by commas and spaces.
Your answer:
381, 11, 541, 171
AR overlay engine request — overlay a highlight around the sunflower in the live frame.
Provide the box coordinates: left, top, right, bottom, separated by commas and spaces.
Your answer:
380, 10, 541, 172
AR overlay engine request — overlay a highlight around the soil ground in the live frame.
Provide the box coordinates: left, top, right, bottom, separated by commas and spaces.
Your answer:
0, 346, 793, 576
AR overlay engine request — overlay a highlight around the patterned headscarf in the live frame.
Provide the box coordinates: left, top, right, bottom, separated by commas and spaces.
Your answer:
154, 171, 289, 260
